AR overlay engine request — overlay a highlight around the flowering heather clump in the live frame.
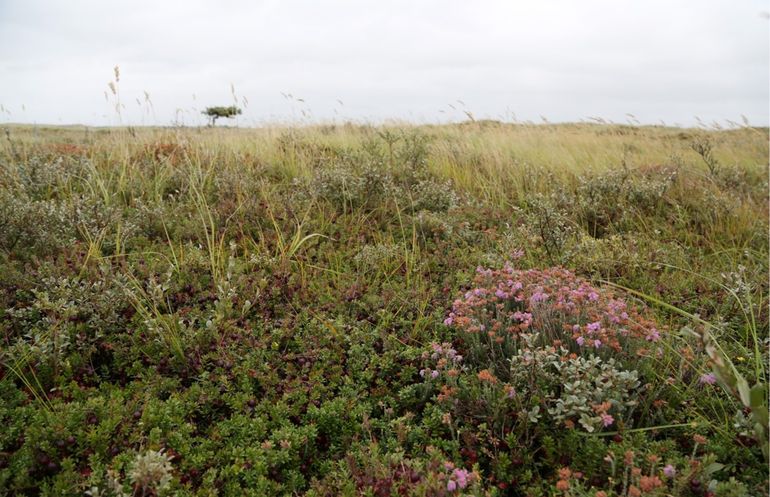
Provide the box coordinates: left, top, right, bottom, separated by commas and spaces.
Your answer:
442, 462, 478, 493
420, 342, 463, 381
444, 263, 662, 362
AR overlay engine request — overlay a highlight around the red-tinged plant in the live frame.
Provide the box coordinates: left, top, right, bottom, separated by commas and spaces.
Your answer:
444, 263, 662, 370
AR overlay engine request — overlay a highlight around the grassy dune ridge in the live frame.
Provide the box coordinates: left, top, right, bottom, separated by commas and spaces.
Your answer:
0, 122, 767, 496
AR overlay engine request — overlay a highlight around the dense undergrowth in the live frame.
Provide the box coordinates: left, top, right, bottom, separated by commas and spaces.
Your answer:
0, 122, 767, 496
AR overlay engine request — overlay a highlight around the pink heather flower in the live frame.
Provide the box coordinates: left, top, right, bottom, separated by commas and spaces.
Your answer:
419, 369, 426, 378
601, 413, 614, 427
576, 336, 585, 346
505, 385, 516, 398
444, 316, 454, 326
588, 291, 599, 301
513, 311, 532, 322
699, 373, 717, 385
495, 289, 508, 299
593, 339, 602, 348
663, 465, 676, 478
431, 370, 440, 379
646, 328, 661, 342
586, 321, 602, 333
452, 468, 470, 489
530, 291, 549, 303
447, 480, 457, 492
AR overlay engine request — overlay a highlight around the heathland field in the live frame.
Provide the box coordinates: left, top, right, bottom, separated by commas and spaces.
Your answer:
0, 122, 767, 496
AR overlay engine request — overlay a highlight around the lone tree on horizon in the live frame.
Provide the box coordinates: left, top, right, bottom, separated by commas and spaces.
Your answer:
202, 106, 242, 126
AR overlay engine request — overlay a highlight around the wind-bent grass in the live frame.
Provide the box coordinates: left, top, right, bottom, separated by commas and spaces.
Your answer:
609, 280, 769, 460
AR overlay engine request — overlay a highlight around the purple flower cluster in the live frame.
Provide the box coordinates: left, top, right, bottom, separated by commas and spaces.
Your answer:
444, 264, 663, 353
698, 372, 717, 385
600, 413, 615, 427
419, 369, 440, 379
443, 462, 474, 492
420, 342, 463, 380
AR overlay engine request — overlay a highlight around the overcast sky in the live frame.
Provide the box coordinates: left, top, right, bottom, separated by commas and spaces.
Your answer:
0, 0, 768, 127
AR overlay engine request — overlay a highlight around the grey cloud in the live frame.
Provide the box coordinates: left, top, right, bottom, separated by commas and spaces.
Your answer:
0, 0, 767, 126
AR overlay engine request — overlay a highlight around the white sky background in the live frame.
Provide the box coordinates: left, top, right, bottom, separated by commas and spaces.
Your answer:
0, 0, 768, 127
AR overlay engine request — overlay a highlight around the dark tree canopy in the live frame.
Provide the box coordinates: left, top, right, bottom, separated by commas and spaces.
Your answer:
202, 106, 242, 126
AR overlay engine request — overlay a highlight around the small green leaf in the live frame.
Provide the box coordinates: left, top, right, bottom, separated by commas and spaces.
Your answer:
736, 376, 751, 406
679, 326, 698, 338
749, 383, 768, 409
703, 462, 724, 476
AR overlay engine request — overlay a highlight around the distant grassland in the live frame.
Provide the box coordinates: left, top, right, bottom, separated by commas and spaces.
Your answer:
7, 121, 767, 177
5, 121, 767, 246
0, 122, 768, 495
